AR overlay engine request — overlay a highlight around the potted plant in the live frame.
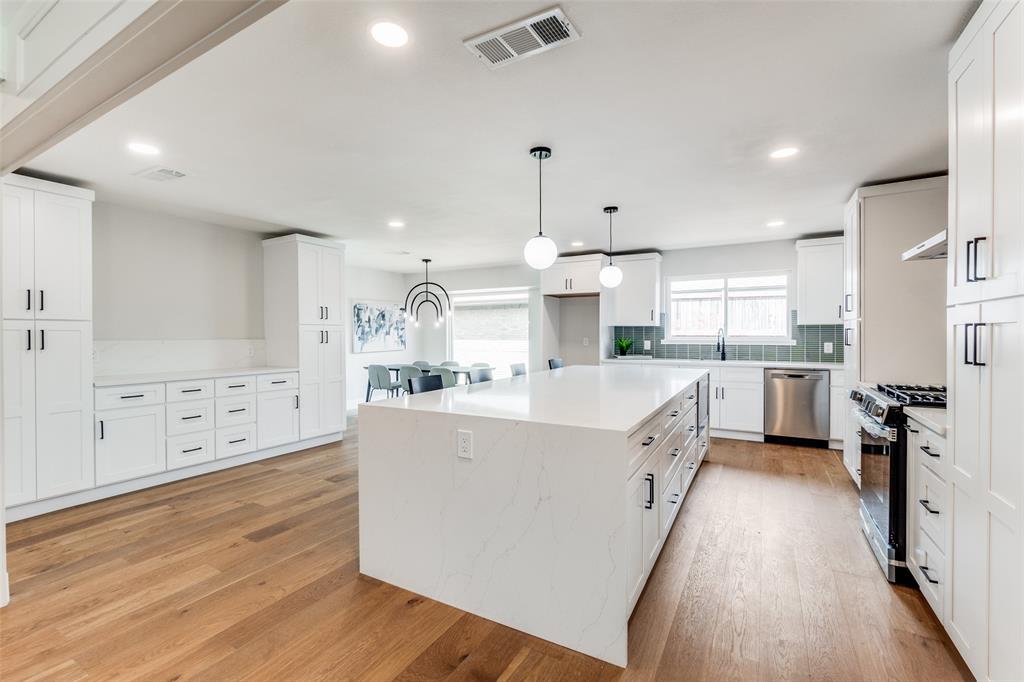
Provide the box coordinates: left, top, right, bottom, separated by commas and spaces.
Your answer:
615, 337, 634, 357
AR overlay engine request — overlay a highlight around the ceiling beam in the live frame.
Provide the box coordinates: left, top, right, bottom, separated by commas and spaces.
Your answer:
0, 0, 286, 175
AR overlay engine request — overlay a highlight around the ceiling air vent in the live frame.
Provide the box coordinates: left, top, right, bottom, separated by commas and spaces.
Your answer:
464, 7, 580, 69
135, 166, 186, 182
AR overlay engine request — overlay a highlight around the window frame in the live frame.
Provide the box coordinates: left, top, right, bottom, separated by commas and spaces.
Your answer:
662, 270, 794, 345
445, 287, 532, 375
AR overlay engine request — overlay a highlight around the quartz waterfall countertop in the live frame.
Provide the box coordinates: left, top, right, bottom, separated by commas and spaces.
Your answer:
364, 364, 706, 433
94, 366, 298, 387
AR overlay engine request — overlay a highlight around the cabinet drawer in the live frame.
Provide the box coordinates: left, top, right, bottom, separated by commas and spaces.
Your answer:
95, 383, 165, 410
661, 398, 684, 434
167, 431, 215, 470
216, 424, 257, 459
257, 372, 298, 392
914, 426, 946, 480
166, 399, 215, 436
166, 379, 215, 402
911, 525, 945, 620
661, 465, 683, 534
215, 375, 256, 396
627, 414, 664, 478
216, 395, 257, 427
660, 425, 685, 493
680, 385, 698, 417
916, 460, 947, 552
720, 367, 763, 384
681, 437, 700, 492
680, 407, 698, 452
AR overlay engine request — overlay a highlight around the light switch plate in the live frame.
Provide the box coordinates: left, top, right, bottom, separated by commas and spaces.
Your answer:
583, 337, 589, 347
457, 429, 473, 459
823, 342, 834, 354
644, 340, 652, 351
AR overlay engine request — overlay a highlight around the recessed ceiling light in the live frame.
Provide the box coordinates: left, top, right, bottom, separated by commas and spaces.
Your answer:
571, 241, 584, 247
387, 219, 405, 229
766, 220, 786, 228
127, 141, 160, 156
769, 147, 799, 159
371, 22, 408, 47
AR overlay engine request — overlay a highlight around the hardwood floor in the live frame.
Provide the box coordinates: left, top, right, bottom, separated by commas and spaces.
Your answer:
0, 425, 972, 681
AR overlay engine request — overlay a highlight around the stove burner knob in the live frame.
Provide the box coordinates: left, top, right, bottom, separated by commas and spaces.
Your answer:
871, 404, 884, 417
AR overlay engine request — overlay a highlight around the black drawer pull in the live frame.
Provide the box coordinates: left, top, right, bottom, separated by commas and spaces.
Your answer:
920, 445, 940, 458
228, 408, 247, 414
687, 425, 696, 432
181, 388, 203, 393
120, 394, 145, 399
271, 380, 287, 384
228, 438, 247, 444
642, 435, 657, 447
669, 448, 681, 457
687, 394, 695, 400
182, 447, 203, 454
687, 462, 696, 470
919, 565, 939, 584
905, 425, 919, 434
919, 499, 940, 515
645, 473, 655, 509
669, 493, 680, 505
669, 410, 680, 417
182, 414, 202, 420
227, 384, 246, 389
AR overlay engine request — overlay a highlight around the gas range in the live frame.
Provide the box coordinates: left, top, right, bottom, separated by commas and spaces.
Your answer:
877, 383, 947, 408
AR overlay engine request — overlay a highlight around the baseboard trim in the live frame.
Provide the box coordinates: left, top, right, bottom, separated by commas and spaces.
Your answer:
709, 429, 764, 442
5, 432, 344, 522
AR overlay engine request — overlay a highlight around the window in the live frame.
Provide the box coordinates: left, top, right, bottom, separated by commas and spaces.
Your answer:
667, 272, 789, 342
449, 288, 530, 378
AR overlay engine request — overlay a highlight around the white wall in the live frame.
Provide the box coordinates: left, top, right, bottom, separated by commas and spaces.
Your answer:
659, 238, 801, 300
92, 202, 264, 340
558, 296, 600, 365
347, 265, 417, 409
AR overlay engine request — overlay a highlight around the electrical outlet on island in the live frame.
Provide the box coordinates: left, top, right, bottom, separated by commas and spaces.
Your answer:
457, 430, 473, 460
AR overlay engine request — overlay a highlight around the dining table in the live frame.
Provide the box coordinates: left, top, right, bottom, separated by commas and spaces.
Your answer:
362, 364, 495, 401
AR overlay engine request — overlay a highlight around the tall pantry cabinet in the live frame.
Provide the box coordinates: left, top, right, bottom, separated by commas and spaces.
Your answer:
2, 175, 95, 505
943, 1, 1023, 680
263, 235, 347, 440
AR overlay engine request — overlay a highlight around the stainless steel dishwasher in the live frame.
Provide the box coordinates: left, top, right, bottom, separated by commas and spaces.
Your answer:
764, 368, 830, 445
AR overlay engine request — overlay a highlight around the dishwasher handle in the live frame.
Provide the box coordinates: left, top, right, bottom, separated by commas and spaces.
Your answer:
766, 370, 827, 381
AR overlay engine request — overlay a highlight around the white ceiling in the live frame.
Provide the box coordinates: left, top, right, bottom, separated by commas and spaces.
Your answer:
24, 0, 975, 273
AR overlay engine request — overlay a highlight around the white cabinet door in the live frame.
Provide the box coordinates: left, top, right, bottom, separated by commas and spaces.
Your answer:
540, 262, 571, 295
33, 191, 91, 321
2, 184, 35, 320
797, 240, 844, 324
34, 321, 93, 497
299, 326, 324, 439
709, 379, 722, 429
566, 259, 601, 294
321, 325, 346, 434
297, 241, 323, 325
829, 386, 846, 442
258, 389, 300, 448
95, 405, 166, 485
610, 256, 661, 326
719, 382, 763, 433
843, 410, 861, 486
626, 462, 647, 606
3, 320, 36, 505
843, 197, 860, 320
319, 247, 345, 324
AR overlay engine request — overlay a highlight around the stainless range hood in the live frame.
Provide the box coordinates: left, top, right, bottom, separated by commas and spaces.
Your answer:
901, 229, 947, 261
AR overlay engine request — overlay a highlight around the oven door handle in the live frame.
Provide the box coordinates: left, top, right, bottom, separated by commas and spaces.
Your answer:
851, 408, 896, 440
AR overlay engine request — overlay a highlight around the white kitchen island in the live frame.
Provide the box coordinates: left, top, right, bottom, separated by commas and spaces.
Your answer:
358, 364, 709, 667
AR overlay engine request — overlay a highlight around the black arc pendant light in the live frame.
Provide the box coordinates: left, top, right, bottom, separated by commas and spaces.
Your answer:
522, 146, 558, 270
401, 258, 451, 328
599, 206, 623, 288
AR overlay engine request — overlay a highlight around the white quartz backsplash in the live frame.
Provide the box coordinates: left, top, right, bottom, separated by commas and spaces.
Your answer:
93, 339, 267, 376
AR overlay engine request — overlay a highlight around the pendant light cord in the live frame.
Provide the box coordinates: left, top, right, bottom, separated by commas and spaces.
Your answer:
537, 154, 543, 237
608, 211, 614, 264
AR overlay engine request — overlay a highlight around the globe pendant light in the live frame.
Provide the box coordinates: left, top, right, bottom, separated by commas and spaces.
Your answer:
599, 206, 623, 288
523, 146, 558, 270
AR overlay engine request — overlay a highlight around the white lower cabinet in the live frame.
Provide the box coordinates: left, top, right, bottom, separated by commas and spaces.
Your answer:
627, 436, 661, 608
95, 405, 166, 485
167, 431, 215, 470
216, 424, 257, 459
166, 398, 215, 436
258, 389, 300, 448
299, 325, 345, 439
705, 367, 764, 435
3, 320, 36, 505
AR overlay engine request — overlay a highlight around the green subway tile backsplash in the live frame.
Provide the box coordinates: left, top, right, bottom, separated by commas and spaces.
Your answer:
611, 310, 843, 365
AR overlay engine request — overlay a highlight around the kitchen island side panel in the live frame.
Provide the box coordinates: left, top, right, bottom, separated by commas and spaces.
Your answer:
358, 405, 629, 666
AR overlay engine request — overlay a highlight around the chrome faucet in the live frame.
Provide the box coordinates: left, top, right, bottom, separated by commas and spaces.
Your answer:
716, 328, 726, 361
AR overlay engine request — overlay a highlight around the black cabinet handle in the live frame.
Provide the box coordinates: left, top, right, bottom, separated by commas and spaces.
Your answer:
687, 461, 696, 470
965, 240, 974, 282
228, 438, 247, 444
26, 329, 30, 351
26, 289, 31, 311
120, 394, 145, 400
669, 410, 680, 417
715, 386, 719, 399
687, 425, 695, 432
650, 309, 654, 322
920, 445, 940, 458
645, 473, 655, 509
228, 383, 246, 389
182, 447, 203, 454
972, 323, 986, 366
919, 565, 939, 584
271, 380, 287, 385
642, 435, 657, 447
39, 329, 44, 351
181, 388, 203, 393
919, 499, 940, 515
669, 493, 680, 505
294, 395, 300, 409
325, 330, 329, 343
669, 447, 681, 457
228, 408, 246, 414
99, 420, 105, 440
972, 237, 986, 281
838, 303, 842, 319
182, 414, 202, 420
963, 323, 973, 365
905, 425, 919, 434
687, 394, 695, 400
325, 306, 329, 319
320, 330, 324, 343
39, 290, 44, 311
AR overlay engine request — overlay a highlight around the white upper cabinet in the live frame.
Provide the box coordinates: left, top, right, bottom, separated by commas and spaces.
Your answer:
297, 240, 346, 325
607, 253, 662, 327
539, 255, 603, 296
320, 247, 345, 323
843, 197, 860, 321
796, 237, 844, 325
948, 0, 1024, 305
2, 184, 35, 319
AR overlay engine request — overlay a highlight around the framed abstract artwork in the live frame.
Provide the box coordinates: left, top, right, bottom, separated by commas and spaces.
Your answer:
352, 301, 406, 353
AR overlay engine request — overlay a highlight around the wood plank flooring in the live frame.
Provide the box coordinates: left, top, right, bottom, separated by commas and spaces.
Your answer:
0, 424, 972, 680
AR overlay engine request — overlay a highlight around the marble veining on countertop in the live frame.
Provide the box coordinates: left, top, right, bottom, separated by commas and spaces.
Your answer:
94, 366, 298, 387
360, 364, 707, 434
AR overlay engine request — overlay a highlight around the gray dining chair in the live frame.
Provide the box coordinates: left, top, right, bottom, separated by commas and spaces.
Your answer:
398, 365, 424, 394
412, 360, 432, 371
409, 374, 444, 394
429, 366, 456, 388
510, 363, 526, 376
367, 364, 400, 400
469, 367, 494, 384
548, 358, 565, 369
440, 361, 460, 367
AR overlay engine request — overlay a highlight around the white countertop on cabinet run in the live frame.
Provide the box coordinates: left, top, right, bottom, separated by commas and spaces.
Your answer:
94, 366, 298, 387
602, 357, 844, 371
366, 364, 706, 433
904, 406, 947, 436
